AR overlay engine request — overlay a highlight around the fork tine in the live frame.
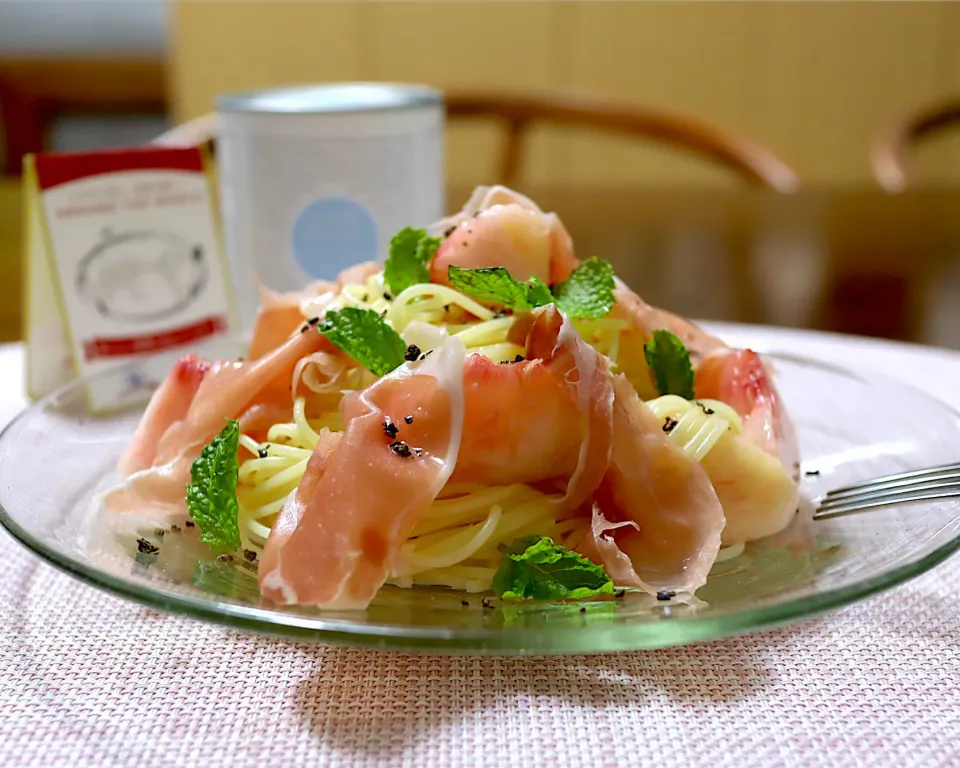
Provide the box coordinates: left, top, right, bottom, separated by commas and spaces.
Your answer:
814, 488, 960, 520
822, 462, 960, 499
817, 480, 960, 512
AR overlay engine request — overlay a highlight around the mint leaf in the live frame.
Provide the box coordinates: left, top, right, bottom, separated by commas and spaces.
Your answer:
186, 419, 241, 554
384, 227, 442, 295
644, 329, 695, 399
492, 535, 615, 601
448, 258, 616, 319
553, 257, 615, 319
320, 307, 406, 377
525, 276, 554, 308
447, 266, 552, 311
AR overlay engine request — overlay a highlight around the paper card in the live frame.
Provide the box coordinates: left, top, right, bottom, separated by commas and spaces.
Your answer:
23, 146, 241, 412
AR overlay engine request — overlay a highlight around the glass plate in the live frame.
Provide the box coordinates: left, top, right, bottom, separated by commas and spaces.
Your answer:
2, 352, 959, 654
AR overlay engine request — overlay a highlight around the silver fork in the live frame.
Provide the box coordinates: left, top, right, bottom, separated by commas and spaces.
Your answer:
814, 462, 960, 520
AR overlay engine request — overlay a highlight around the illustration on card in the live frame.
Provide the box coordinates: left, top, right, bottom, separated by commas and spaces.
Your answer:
75, 229, 208, 323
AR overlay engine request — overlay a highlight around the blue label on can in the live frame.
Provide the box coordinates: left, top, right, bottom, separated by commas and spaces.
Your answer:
291, 197, 378, 279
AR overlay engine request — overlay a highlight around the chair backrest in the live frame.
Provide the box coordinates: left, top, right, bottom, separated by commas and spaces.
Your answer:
871, 97, 960, 192
445, 91, 800, 192
153, 89, 801, 192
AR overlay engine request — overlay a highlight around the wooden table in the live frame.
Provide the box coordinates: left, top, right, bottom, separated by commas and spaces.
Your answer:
447, 186, 960, 345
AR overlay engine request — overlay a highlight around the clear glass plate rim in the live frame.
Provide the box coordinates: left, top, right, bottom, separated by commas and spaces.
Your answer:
1, 349, 959, 654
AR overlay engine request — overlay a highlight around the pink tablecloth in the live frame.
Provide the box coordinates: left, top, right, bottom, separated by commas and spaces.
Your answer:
1, 327, 959, 767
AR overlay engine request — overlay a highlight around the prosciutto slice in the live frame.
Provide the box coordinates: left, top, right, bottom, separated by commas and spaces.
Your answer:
107, 329, 326, 513
578, 375, 725, 597
427, 185, 579, 287
258, 334, 467, 608
451, 306, 614, 512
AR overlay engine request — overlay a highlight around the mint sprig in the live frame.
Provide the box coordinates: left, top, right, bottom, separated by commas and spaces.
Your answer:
447, 257, 616, 319
320, 307, 406, 377
552, 257, 616, 319
384, 227, 442, 295
644, 329, 695, 399
492, 535, 615, 601
447, 266, 552, 311
186, 419, 241, 554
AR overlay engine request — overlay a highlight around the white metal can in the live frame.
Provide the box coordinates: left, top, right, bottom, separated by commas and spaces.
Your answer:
216, 82, 445, 333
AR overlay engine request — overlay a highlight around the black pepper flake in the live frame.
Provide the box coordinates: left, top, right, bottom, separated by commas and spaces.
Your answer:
243, 549, 258, 562
362, 294, 369, 302
307, 316, 320, 326
404, 414, 414, 425
444, 225, 456, 238
383, 292, 392, 301
419, 354, 426, 361
153, 528, 166, 539
380, 309, 388, 317
663, 417, 679, 434
383, 417, 399, 439
389, 441, 413, 458
615, 589, 626, 599
414, 447, 423, 457
805, 469, 821, 476
404, 344, 421, 362
136, 537, 159, 555
257, 446, 269, 459
481, 597, 492, 609
579, 606, 587, 613
185, 520, 195, 528
656, 590, 676, 602
299, 324, 310, 334
170, 525, 181, 534
443, 304, 451, 313
461, 599, 470, 607
514, 354, 524, 363
426, 349, 434, 357
217, 553, 234, 563
698, 402, 715, 415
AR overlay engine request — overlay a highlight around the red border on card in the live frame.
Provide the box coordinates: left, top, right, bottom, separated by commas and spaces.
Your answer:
82, 315, 228, 361
33, 147, 205, 190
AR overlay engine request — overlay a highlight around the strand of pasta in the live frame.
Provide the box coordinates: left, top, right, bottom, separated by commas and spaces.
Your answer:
644, 394, 743, 462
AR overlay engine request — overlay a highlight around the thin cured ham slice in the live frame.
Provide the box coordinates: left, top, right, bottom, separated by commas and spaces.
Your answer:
578, 376, 725, 597
118, 354, 210, 476
247, 262, 379, 361
451, 305, 614, 512
107, 329, 326, 513
428, 185, 579, 287
258, 334, 468, 609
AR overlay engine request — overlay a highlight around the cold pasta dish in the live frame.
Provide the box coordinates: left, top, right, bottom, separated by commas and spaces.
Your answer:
107, 186, 801, 609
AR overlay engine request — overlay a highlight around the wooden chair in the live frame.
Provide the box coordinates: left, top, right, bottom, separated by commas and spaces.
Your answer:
871, 97, 960, 193
154, 89, 801, 192
836, 98, 960, 343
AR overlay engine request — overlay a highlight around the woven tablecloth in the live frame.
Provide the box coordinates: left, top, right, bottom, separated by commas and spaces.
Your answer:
2, 327, 959, 768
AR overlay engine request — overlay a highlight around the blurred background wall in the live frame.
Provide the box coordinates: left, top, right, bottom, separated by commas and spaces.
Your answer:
168, 2, 960, 187
2, 1, 960, 345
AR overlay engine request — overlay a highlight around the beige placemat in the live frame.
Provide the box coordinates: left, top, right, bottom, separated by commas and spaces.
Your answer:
2, 525, 957, 768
